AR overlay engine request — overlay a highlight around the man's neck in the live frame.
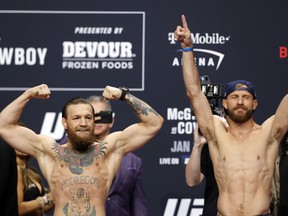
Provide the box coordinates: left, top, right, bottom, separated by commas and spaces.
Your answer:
227, 118, 259, 138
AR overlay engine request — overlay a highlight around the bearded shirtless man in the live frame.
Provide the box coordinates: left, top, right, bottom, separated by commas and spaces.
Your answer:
175, 15, 288, 216
0, 84, 164, 216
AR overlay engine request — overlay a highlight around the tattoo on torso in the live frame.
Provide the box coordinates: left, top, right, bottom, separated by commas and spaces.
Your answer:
63, 188, 96, 216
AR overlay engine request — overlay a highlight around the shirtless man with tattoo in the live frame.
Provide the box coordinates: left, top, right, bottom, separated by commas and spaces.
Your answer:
174, 15, 288, 216
0, 84, 164, 216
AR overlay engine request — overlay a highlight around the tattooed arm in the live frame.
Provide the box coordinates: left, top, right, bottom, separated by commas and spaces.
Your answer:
102, 86, 164, 153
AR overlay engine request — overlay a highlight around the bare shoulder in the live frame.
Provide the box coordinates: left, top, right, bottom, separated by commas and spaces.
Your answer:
213, 115, 229, 132
106, 131, 122, 140
260, 115, 276, 137
261, 115, 275, 127
40, 135, 59, 153
214, 115, 228, 125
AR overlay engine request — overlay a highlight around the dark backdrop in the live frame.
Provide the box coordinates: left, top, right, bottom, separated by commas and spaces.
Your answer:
0, 1, 287, 215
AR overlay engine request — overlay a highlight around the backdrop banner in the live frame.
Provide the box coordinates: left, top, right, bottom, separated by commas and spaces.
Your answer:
0, 1, 287, 215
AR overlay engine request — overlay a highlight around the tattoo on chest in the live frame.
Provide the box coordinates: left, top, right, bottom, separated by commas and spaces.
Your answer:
52, 141, 107, 175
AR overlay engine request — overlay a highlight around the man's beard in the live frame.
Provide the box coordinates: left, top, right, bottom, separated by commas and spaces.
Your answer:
226, 107, 253, 123
66, 128, 96, 152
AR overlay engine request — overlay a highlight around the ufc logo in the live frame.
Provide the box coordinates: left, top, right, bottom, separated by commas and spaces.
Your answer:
40, 112, 65, 140
163, 198, 204, 216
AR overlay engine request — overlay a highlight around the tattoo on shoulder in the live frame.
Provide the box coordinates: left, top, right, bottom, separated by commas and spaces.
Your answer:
52, 142, 63, 161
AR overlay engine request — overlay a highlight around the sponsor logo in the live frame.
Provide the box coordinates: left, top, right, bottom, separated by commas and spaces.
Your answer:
62, 41, 135, 70
169, 33, 229, 45
0, 10, 145, 91
279, 46, 288, 58
163, 198, 204, 216
168, 32, 230, 70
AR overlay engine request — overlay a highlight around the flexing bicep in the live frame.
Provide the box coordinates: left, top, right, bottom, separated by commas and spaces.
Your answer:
115, 122, 159, 153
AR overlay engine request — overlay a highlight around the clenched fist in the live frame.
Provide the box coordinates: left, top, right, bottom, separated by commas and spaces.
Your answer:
26, 84, 51, 99
102, 86, 122, 100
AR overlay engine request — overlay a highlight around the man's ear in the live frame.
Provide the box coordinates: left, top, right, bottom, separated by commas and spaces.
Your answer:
222, 99, 227, 109
253, 99, 258, 111
62, 118, 67, 129
109, 117, 115, 129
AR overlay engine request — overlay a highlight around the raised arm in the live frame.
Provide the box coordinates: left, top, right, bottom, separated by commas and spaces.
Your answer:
102, 86, 164, 153
0, 84, 52, 157
174, 15, 214, 140
185, 124, 207, 187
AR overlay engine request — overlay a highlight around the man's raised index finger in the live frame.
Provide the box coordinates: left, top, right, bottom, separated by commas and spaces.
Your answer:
181, 15, 188, 28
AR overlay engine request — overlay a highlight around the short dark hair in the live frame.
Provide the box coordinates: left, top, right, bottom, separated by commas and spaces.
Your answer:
86, 95, 112, 112
62, 97, 94, 119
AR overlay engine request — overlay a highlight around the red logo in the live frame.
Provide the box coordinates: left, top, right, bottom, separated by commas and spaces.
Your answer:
279, 46, 288, 58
